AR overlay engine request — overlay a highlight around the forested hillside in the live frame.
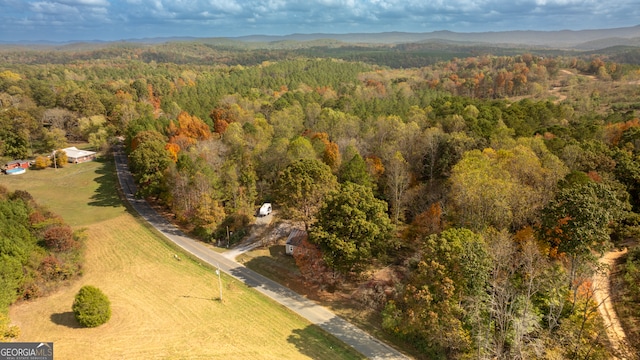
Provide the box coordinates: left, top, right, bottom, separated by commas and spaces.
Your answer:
2, 41, 640, 358
0, 187, 83, 339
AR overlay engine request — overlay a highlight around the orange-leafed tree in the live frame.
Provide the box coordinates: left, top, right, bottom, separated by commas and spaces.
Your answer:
174, 111, 211, 141
167, 111, 211, 147
168, 134, 196, 151
603, 118, 640, 146
322, 141, 341, 171
310, 132, 341, 172
293, 236, 329, 286
147, 83, 161, 113
165, 143, 180, 163
293, 236, 344, 290
209, 104, 238, 135
407, 202, 444, 239
365, 155, 385, 180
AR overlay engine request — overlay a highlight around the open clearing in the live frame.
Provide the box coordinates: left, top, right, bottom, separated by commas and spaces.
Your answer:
1, 158, 361, 359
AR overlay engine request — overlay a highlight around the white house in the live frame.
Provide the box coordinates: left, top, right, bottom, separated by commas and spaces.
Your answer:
62, 147, 97, 163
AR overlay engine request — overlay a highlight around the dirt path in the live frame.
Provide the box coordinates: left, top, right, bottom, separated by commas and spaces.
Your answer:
593, 248, 631, 359
547, 69, 603, 104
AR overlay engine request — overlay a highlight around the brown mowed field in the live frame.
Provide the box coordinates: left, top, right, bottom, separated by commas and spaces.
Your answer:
2, 158, 361, 360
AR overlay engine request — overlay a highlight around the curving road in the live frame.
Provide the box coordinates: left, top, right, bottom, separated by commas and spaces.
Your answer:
113, 145, 408, 360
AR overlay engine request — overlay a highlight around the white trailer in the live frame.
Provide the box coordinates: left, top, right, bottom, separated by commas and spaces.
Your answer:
259, 203, 272, 216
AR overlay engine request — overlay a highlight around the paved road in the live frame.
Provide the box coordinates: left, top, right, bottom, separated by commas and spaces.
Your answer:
113, 145, 408, 360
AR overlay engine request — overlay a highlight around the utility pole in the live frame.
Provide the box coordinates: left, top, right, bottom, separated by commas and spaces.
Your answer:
216, 264, 223, 301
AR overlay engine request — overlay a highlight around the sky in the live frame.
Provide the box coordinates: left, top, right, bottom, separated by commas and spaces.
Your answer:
1, 0, 639, 42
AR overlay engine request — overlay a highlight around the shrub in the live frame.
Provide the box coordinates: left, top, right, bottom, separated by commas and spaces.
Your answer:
43, 225, 77, 252
54, 150, 67, 167
33, 156, 51, 169
72, 285, 111, 327
39, 255, 65, 281
0, 313, 20, 340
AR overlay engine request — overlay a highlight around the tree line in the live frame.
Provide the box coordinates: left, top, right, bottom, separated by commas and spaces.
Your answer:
0, 187, 84, 339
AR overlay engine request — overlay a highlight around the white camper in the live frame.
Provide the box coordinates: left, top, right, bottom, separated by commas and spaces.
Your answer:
259, 203, 272, 216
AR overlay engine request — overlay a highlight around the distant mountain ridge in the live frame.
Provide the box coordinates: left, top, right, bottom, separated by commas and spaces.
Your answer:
233, 26, 640, 50
1, 25, 639, 50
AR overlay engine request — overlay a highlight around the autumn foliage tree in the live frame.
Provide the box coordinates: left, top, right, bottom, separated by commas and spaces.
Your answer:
406, 202, 444, 240
603, 118, 640, 146
292, 236, 342, 289
365, 155, 385, 181
54, 150, 68, 167
209, 104, 238, 135
165, 143, 180, 162
167, 111, 211, 149
146, 83, 161, 113
33, 156, 51, 169
310, 132, 341, 171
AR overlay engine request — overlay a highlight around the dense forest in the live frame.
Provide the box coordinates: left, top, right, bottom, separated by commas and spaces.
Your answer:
2, 40, 640, 359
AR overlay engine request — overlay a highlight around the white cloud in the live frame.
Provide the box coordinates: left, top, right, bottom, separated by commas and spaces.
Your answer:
534, 0, 591, 5
25, 0, 110, 30
1, 0, 638, 41
58, 0, 110, 6
30, 2, 80, 15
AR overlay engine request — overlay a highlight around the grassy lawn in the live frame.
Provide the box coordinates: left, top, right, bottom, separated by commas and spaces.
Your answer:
1, 157, 123, 227
237, 244, 302, 289
1, 156, 363, 360
238, 242, 412, 357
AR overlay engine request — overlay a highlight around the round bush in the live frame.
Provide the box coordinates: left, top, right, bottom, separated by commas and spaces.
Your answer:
72, 285, 111, 328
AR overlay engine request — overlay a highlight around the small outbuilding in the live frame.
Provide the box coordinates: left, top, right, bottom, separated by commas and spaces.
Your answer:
285, 228, 307, 256
3, 160, 30, 170
62, 147, 97, 163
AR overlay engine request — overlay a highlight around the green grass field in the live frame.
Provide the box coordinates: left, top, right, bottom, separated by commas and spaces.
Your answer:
1, 157, 363, 359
